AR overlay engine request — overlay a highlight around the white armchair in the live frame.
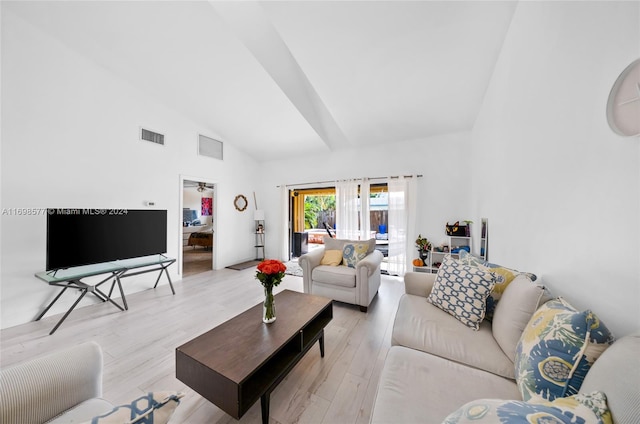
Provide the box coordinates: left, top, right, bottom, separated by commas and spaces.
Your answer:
298, 236, 383, 312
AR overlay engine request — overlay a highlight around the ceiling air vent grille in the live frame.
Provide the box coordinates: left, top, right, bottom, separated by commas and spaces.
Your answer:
198, 134, 223, 160
140, 128, 165, 146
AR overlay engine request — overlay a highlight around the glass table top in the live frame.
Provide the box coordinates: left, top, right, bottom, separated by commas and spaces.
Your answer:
35, 255, 175, 283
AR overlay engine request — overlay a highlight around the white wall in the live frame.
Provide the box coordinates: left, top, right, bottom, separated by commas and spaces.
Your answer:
471, 1, 640, 336
257, 131, 474, 260
0, 9, 260, 329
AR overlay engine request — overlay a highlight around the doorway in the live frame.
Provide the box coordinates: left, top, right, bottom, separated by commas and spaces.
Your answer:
288, 184, 389, 271
180, 177, 216, 277
289, 188, 336, 259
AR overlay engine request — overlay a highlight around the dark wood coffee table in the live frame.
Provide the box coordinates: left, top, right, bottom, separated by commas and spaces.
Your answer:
175, 290, 333, 424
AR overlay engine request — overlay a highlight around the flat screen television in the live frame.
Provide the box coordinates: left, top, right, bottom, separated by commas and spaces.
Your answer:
46, 209, 167, 271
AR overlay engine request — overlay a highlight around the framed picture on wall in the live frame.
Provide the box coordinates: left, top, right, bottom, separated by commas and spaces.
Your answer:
201, 197, 212, 216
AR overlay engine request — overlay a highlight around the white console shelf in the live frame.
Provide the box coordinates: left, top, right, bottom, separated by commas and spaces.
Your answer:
413, 236, 473, 273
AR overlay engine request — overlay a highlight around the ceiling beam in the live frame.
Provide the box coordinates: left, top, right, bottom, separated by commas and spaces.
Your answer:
210, 1, 349, 151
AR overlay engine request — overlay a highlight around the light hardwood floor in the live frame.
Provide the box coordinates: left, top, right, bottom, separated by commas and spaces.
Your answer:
0, 268, 405, 424
182, 246, 213, 277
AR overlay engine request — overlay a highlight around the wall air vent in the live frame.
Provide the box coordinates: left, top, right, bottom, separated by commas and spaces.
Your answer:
140, 128, 165, 146
198, 134, 223, 160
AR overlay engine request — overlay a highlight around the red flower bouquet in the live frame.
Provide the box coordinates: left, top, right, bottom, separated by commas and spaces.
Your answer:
256, 259, 287, 288
256, 259, 287, 323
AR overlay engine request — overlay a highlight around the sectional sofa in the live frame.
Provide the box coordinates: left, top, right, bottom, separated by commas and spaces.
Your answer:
371, 265, 639, 423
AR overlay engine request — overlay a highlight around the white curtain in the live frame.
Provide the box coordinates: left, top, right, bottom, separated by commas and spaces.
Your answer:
359, 179, 371, 240
387, 176, 418, 276
335, 180, 360, 239
279, 185, 289, 261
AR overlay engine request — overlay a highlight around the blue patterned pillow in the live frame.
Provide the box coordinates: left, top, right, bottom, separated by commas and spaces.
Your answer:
84, 392, 184, 424
342, 243, 368, 268
427, 255, 496, 330
515, 298, 614, 402
442, 391, 612, 424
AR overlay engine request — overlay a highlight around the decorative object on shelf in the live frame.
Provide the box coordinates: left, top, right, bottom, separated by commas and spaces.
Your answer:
233, 194, 248, 211
415, 234, 431, 267
606, 58, 640, 137
463, 220, 473, 237
255, 259, 287, 323
418, 250, 429, 264
445, 221, 467, 236
254, 209, 265, 259
412, 258, 424, 267
451, 245, 471, 254
415, 234, 432, 251
255, 211, 265, 231
481, 218, 488, 260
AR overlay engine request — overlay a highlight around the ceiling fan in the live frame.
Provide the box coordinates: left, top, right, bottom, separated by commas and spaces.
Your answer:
184, 180, 213, 192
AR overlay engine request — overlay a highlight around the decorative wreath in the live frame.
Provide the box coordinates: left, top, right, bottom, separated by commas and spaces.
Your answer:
234, 194, 248, 212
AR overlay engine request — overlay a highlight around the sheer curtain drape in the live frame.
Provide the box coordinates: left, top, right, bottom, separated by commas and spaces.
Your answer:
335, 180, 360, 239
387, 176, 417, 276
359, 179, 370, 240
279, 184, 289, 261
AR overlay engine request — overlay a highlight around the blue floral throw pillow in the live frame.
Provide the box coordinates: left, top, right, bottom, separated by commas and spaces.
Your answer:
442, 391, 612, 424
427, 255, 496, 330
84, 391, 184, 424
342, 243, 368, 268
514, 298, 614, 402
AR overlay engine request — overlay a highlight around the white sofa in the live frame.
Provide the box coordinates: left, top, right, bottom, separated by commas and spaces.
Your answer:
0, 341, 111, 423
0, 341, 182, 424
371, 272, 640, 423
299, 236, 383, 312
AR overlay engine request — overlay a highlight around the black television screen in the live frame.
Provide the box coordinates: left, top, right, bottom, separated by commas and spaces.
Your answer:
46, 209, 167, 270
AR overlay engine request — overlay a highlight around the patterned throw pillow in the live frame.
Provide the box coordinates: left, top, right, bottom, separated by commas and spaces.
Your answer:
84, 392, 184, 424
427, 255, 496, 330
442, 391, 612, 424
320, 249, 343, 266
458, 251, 537, 319
515, 298, 614, 402
342, 243, 368, 268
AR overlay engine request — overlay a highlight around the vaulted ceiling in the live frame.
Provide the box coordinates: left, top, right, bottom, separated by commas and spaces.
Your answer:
5, 1, 517, 161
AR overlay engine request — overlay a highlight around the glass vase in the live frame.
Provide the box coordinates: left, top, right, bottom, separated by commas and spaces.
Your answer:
263, 285, 276, 323
419, 249, 429, 265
